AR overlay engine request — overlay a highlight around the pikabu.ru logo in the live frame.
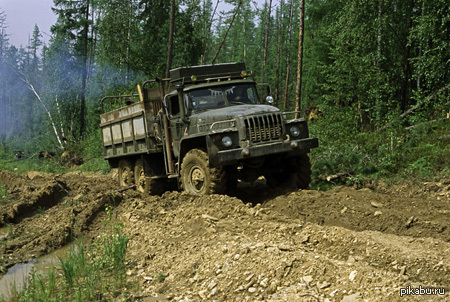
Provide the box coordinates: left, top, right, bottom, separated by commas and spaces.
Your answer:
400, 285, 445, 297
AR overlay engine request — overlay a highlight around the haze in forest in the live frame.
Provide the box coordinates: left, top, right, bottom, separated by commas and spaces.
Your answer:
0, 0, 448, 184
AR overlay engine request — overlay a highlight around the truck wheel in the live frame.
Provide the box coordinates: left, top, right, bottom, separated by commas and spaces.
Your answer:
290, 154, 312, 189
181, 149, 226, 194
134, 158, 164, 195
265, 155, 311, 189
118, 159, 134, 187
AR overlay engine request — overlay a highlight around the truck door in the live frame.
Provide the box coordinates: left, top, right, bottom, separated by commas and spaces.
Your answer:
168, 94, 184, 158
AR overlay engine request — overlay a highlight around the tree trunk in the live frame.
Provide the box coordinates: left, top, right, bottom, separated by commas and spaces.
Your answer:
400, 0, 414, 112
166, 0, 175, 78
20, 76, 65, 149
262, 0, 273, 83
0, 27, 5, 142
88, 1, 96, 82
126, 0, 132, 82
294, 0, 305, 118
243, 16, 247, 61
283, 0, 294, 110
79, 0, 90, 139
275, 0, 284, 106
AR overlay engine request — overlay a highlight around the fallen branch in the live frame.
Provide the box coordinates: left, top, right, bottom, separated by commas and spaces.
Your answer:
325, 172, 353, 182
113, 184, 136, 193
405, 117, 449, 130
378, 83, 450, 132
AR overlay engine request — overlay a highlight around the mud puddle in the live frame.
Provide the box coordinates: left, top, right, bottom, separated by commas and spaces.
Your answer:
0, 243, 75, 298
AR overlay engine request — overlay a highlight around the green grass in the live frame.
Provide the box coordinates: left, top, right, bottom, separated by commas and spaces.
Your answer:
0, 184, 9, 203
77, 158, 110, 174
0, 223, 132, 302
0, 156, 66, 175
309, 115, 450, 189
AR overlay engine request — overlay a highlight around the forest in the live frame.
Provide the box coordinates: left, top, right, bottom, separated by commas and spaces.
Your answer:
0, 0, 449, 185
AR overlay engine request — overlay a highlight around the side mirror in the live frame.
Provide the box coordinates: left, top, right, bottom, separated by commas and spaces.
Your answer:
266, 95, 274, 105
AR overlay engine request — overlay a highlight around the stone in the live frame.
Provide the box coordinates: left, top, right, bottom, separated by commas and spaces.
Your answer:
260, 278, 269, 288
245, 274, 255, 282
209, 288, 217, 297
255, 242, 266, 248
370, 201, 384, 208
347, 256, 356, 264
318, 281, 331, 289
248, 287, 257, 293
303, 275, 313, 283
341, 292, 361, 302
208, 280, 217, 289
405, 216, 415, 228
349, 270, 357, 281
300, 234, 310, 243
202, 214, 219, 221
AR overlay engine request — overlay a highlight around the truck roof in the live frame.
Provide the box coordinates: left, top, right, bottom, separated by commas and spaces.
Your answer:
169, 62, 248, 84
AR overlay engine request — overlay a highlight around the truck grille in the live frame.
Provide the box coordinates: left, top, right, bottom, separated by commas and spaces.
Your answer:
244, 113, 283, 143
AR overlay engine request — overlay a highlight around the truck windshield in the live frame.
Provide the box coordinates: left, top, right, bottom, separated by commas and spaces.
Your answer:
187, 84, 258, 111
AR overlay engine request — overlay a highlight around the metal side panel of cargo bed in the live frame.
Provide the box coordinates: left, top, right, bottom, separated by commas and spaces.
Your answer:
100, 102, 151, 158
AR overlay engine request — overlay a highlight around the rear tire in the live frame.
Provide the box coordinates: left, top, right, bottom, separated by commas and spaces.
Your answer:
290, 154, 312, 189
181, 149, 226, 194
134, 158, 164, 195
265, 154, 311, 189
118, 159, 134, 187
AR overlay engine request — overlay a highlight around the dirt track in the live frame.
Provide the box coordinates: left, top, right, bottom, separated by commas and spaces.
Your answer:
0, 170, 449, 301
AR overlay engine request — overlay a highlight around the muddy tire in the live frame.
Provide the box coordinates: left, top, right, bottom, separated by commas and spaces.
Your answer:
181, 149, 226, 194
118, 159, 134, 187
134, 158, 164, 195
265, 154, 311, 189
290, 154, 312, 189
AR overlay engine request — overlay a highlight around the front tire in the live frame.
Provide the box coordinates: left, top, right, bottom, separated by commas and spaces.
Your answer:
181, 149, 226, 194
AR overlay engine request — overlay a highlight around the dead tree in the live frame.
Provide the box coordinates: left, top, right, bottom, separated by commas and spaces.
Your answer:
211, 1, 242, 64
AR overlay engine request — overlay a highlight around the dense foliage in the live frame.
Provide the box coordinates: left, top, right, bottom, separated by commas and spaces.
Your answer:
0, 0, 449, 181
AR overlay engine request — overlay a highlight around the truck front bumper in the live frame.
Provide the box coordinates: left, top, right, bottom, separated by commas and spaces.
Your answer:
214, 137, 318, 165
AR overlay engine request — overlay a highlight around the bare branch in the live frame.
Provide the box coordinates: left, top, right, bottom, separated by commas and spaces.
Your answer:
211, 1, 242, 64
201, 0, 220, 64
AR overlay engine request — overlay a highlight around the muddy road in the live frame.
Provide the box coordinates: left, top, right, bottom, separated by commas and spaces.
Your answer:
0, 169, 449, 301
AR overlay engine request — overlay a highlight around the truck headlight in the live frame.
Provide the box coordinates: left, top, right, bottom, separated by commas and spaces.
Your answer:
289, 125, 301, 137
222, 136, 232, 147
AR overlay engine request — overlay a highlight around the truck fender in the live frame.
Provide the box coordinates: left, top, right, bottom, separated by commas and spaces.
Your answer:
178, 136, 209, 170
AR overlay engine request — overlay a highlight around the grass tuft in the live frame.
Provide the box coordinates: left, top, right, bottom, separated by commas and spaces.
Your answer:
0, 215, 131, 302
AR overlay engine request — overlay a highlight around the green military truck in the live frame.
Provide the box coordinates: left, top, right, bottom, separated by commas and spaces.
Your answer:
100, 63, 318, 194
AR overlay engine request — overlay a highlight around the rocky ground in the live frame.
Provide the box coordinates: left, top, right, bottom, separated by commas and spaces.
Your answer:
0, 169, 449, 301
